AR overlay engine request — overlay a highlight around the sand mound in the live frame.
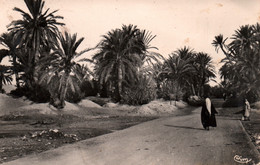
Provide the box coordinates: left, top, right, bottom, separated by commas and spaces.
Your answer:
103, 102, 118, 108
253, 101, 260, 110
116, 104, 136, 111
78, 99, 102, 108
135, 106, 157, 115
144, 100, 178, 113
20, 101, 80, 115
63, 101, 80, 111
111, 99, 186, 116
1, 93, 187, 116
0, 94, 31, 116
20, 103, 57, 115
175, 100, 187, 108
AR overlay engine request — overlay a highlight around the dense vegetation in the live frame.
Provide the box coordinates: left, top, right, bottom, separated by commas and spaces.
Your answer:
1, 0, 259, 108
213, 23, 260, 103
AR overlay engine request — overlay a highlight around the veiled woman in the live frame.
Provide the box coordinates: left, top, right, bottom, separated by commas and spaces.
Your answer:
201, 96, 218, 130
242, 99, 251, 121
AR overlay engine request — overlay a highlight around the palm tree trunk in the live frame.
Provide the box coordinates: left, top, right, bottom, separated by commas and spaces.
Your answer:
12, 55, 20, 88
175, 85, 178, 106
117, 60, 123, 101
59, 72, 69, 108
33, 50, 40, 83
220, 45, 235, 64
32, 37, 40, 83
191, 84, 196, 96
197, 84, 200, 96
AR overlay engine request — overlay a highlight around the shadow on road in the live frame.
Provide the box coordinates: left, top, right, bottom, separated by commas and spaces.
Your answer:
164, 124, 204, 130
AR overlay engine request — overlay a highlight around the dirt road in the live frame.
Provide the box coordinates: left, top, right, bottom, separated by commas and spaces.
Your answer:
3, 108, 260, 165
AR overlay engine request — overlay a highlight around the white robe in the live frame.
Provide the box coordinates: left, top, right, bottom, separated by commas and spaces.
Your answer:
205, 98, 211, 115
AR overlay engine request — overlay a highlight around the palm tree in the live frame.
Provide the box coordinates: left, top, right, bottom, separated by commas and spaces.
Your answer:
39, 32, 92, 108
174, 46, 195, 61
174, 46, 197, 95
193, 52, 216, 96
212, 34, 235, 64
0, 32, 20, 87
8, 0, 64, 83
163, 54, 195, 102
136, 29, 163, 66
15, 47, 35, 88
230, 25, 254, 54
215, 23, 260, 101
93, 24, 157, 101
165, 54, 195, 84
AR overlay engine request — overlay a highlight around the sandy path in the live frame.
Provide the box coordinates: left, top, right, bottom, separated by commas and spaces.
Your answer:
3, 107, 260, 165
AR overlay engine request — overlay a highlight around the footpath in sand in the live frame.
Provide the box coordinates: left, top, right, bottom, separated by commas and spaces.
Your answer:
3, 108, 260, 165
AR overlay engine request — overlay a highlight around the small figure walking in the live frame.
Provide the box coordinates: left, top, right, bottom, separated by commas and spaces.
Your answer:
201, 96, 218, 130
242, 99, 251, 121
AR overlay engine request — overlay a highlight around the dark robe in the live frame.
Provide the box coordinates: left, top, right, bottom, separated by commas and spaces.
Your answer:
201, 102, 218, 129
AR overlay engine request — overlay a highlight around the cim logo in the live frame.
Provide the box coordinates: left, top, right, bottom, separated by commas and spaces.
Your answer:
234, 155, 252, 164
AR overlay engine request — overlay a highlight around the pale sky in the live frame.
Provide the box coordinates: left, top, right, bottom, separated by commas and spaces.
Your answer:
1, 0, 260, 85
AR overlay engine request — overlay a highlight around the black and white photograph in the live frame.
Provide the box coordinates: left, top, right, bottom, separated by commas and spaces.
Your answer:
0, 0, 260, 164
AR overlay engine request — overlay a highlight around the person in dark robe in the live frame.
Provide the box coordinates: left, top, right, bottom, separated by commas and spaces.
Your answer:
201, 97, 218, 130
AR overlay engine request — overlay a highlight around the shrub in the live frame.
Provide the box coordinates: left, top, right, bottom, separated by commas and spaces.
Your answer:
65, 88, 84, 103
10, 85, 50, 103
80, 79, 98, 97
211, 86, 225, 98
157, 80, 183, 101
121, 74, 157, 105
222, 97, 244, 107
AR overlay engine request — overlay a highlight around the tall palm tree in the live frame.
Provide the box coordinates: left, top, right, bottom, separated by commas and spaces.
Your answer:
93, 24, 157, 101
174, 46, 197, 95
174, 46, 195, 61
39, 32, 92, 108
212, 34, 235, 64
230, 25, 254, 54
165, 54, 195, 84
8, 0, 64, 83
136, 29, 163, 66
193, 52, 216, 96
163, 54, 195, 101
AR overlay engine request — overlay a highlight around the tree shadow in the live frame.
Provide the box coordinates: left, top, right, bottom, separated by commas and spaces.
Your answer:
217, 117, 240, 121
234, 110, 244, 114
164, 124, 204, 130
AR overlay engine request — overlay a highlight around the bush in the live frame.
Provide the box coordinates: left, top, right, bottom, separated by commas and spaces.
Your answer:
157, 80, 183, 101
10, 85, 50, 103
65, 87, 84, 103
211, 86, 225, 98
80, 80, 98, 97
222, 97, 244, 107
121, 74, 157, 105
